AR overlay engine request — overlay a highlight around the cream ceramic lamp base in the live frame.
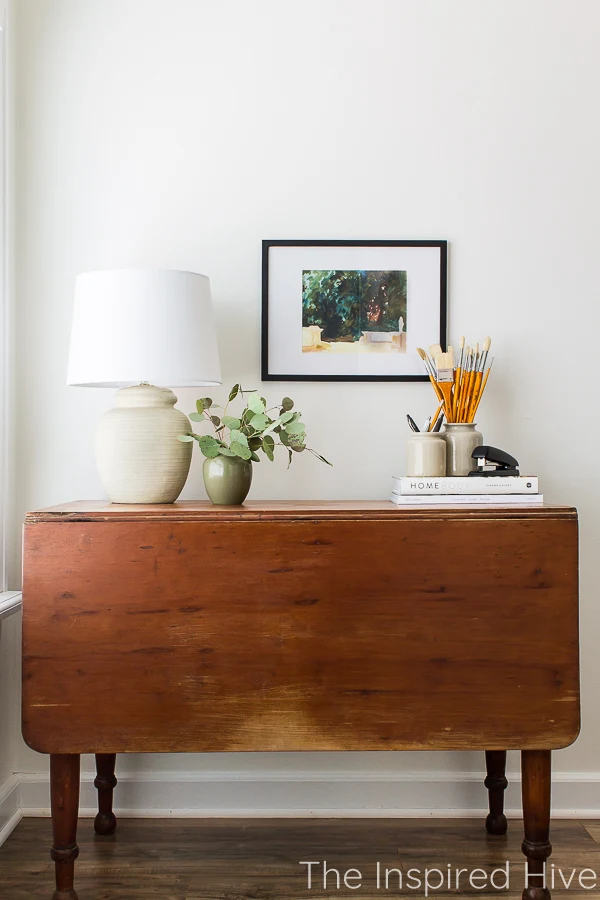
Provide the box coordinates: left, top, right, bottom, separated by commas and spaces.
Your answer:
95, 384, 192, 504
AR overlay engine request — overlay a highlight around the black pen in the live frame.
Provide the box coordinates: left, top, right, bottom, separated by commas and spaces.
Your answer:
432, 414, 444, 432
406, 415, 420, 433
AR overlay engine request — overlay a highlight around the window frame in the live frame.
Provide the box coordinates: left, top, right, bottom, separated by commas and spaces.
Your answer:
0, 1, 20, 617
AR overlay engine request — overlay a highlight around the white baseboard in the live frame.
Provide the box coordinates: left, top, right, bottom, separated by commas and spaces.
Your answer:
0, 775, 22, 845
13, 770, 600, 821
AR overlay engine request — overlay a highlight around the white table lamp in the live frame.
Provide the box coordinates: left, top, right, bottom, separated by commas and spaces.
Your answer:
67, 268, 222, 503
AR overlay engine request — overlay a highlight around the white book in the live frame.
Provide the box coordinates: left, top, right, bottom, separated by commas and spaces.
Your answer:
390, 491, 543, 505
392, 475, 539, 495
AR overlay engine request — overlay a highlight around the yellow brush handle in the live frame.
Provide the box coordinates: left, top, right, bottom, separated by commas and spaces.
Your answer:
428, 402, 443, 431
427, 372, 444, 403
471, 367, 491, 419
451, 367, 461, 421
461, 370, 475, 422
455, 370, 467, 422
437, 380, 453, 418
458, 369, 472, 422
467, 371, 483, 422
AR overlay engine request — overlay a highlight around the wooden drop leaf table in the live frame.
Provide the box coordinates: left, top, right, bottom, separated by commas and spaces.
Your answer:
21, 501, 580, 900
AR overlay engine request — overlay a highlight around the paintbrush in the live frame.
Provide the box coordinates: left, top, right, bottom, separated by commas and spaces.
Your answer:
428, 402, 444, 431
470, 357, 494, 419
461, 343, 478, 422
434, 351, 454, 418
467, 336, 491, 421
416, 347, 444, 403
456, 347, 471, 422
421, 336, 494, 423
452, 336, 465, 420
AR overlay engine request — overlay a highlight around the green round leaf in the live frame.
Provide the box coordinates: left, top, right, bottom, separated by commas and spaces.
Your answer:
262, 434, 275, 449
178, 434, 194, 442
228, 384, 240, 402
279, 411, 294, 424
285, 421, 305, 435
250, 451, 261, 462
189, 411, 204, 422
200, 397, 213, 409
230, 440, 252, 460
222, 415, 241, 429
218, 447, 236, 457
248, 393, 265, 414
210, 415, 221, 427
249, 413, 268, 431
291, 444, 305, 452
195, 399, 204, 415
198, 434, 219, 457
230, 429, 248, 448
281, 397, 294, 411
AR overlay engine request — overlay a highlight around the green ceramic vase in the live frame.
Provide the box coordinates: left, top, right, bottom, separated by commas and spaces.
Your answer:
202, 455, 253, 505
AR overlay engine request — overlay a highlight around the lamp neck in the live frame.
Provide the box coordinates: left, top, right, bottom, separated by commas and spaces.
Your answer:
114, 384, 178, 409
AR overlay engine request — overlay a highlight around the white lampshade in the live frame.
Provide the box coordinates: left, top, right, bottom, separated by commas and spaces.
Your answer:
67, 268, 222, 387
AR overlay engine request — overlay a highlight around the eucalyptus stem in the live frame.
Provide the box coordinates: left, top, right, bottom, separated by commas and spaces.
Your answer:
180, 386, 332, 468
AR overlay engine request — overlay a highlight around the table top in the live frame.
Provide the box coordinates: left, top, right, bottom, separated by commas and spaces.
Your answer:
22, 497, 580, 753
25, 500, 577, 524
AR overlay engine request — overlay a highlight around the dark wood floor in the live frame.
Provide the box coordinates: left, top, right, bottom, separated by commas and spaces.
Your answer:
1, 818, 600, 899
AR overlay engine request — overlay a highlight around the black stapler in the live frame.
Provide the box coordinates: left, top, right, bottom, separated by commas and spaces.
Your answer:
469, 445, 520, 476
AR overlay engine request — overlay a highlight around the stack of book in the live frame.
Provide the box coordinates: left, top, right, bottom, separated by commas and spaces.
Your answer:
390, 475, 542, 505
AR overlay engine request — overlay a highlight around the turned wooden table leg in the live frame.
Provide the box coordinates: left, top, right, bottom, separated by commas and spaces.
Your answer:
485, 750, 508, 835
94, 753, 117, 835
50, 754, 80, 900
522, 749, 552, 900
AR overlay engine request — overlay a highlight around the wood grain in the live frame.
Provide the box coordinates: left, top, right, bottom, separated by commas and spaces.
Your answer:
2, 818, 600, 900
522, 750, 552, 900
22, 505, 580, 754
25, 499, 577, 522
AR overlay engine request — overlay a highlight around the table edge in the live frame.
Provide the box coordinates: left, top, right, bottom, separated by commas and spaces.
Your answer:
24, 500, 578, 524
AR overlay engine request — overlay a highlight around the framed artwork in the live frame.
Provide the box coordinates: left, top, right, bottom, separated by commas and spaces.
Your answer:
261, 239, 447, 382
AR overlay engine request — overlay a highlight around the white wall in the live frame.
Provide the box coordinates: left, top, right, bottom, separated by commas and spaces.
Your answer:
8, 0, 600, 811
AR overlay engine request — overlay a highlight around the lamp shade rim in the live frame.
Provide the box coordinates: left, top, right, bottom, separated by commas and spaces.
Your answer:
76, 266, 210, 280
69, 380, 223, 388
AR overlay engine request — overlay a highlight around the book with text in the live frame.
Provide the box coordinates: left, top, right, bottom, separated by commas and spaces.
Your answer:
393, 475, 538, 495
390, 491, 543, 505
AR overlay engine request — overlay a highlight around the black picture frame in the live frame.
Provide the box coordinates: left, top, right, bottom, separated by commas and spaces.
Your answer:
261, 239, 447, 382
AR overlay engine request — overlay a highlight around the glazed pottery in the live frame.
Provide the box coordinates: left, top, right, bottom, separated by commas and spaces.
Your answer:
203, 455, 253, 505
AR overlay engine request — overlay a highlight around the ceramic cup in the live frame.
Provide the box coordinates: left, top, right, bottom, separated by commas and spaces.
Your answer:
441, 423, 483, 476
406, 433, 447, 478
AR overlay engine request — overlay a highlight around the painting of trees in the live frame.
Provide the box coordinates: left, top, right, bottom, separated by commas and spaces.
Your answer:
302, 269, 407, 343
